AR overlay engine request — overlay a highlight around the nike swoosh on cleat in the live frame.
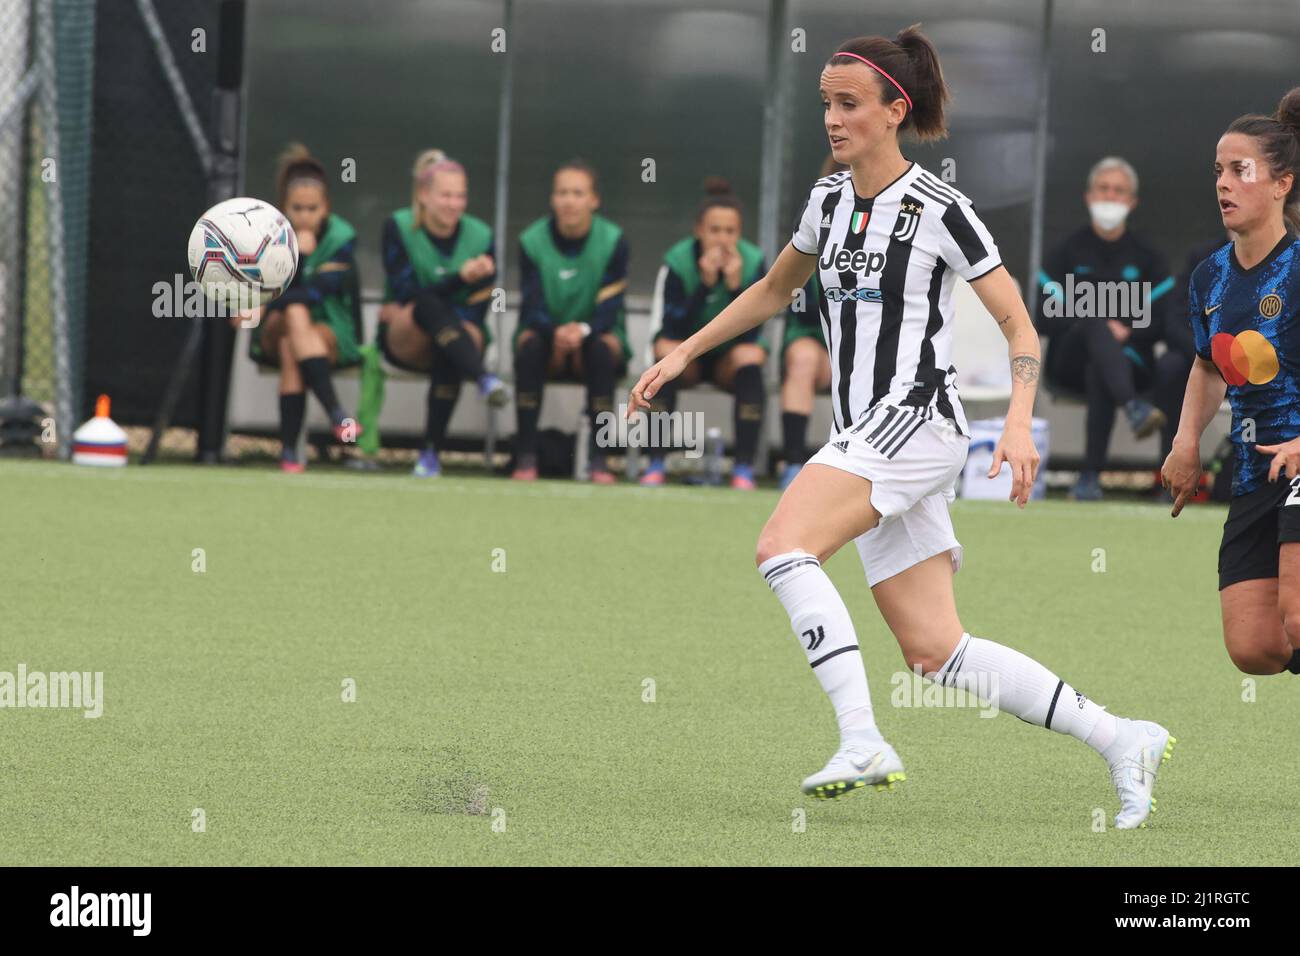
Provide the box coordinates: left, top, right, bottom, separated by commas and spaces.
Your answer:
848, 753, 884, 774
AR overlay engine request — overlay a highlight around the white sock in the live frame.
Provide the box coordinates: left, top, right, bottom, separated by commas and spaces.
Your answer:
930, 632, 1118, 757
760, 550, 883, 747
1093, 715, 1136, 764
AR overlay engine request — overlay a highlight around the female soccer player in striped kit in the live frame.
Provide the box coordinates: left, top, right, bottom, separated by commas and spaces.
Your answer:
1163, 88, 1300, 678
629, 25, 1173, 829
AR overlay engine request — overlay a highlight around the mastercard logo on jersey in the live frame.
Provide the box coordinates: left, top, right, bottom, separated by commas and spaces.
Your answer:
1210, 330, 1279, 386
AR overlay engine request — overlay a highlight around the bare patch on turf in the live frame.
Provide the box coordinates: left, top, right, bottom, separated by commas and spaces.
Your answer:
400, 747, 491, 815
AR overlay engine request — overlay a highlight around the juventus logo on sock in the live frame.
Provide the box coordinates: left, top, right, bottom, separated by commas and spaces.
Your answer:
802, 625, 826, 651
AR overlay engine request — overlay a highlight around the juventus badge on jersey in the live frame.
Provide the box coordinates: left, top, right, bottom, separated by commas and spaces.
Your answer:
892, 197, 924, 244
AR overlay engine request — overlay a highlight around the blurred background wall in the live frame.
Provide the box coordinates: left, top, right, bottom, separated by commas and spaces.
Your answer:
242, 0, 1300, 299
11, 0, 1295, 439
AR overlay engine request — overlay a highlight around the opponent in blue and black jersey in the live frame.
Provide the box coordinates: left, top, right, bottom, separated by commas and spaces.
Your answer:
1164, 89, 1300, 680
1189, 235, 1300, 497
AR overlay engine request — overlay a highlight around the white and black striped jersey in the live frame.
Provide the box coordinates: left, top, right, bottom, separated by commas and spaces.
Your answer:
790, 161, 1002, 438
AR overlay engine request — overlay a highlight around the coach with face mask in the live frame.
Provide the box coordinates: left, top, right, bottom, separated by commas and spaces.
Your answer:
1036, 157, 1190, 501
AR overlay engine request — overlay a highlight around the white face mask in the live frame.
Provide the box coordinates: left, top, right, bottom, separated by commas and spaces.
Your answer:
1089, 200, 1130, 231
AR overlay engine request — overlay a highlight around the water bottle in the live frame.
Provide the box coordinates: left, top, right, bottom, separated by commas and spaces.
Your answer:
703, 427, 724, 486
574, 407, 591, 480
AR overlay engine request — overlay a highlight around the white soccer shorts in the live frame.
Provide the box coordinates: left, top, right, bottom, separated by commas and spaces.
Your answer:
806, 403, 969, 587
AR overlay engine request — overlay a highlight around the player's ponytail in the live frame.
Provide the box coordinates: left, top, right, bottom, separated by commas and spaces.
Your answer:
1276, 86, 1300, 235
893, 24, 949, 142
695, 175, 743, 223
1226, 88, 1300, 236
828, 24, 950, 143
275, 143, 327, 212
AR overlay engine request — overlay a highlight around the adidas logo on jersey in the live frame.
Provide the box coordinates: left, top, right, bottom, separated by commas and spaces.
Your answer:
820, 214, 832, 227
832, 440, 849, 453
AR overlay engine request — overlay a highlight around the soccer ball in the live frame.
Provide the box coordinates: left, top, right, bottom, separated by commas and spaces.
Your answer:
187, 197, 298, 312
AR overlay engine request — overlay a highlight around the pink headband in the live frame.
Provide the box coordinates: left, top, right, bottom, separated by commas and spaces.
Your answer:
830, 51, 912, 112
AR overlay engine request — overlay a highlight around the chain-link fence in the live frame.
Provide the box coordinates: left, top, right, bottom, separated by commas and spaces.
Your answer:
0, 0, 94, 458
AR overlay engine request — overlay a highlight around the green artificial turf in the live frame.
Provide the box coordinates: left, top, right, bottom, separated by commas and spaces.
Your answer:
0, 459, 1291, 865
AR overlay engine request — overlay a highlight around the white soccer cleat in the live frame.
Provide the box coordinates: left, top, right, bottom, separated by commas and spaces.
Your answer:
800, 741, 906, 800
1108, 719, 1176, 830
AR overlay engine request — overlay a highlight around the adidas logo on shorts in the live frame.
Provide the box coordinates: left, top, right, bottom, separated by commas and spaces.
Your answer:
850, 405, 927, 460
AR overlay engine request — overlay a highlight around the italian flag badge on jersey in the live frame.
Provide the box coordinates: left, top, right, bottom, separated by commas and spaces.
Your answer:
850, 210, 869, 234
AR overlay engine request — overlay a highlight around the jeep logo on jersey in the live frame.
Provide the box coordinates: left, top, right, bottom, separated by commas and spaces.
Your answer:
818, 245, 887, 276
892, 198, 924, 244
823, 286, 884, 304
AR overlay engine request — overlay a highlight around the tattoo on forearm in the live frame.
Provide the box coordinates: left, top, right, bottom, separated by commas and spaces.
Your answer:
996, 313, 1011, 326
1011, 354, 1040, 386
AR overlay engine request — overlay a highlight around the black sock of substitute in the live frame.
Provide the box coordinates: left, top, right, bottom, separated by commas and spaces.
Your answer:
732, 364, 765, 467
1287, 649, 1300, 675
279, 392, 306, 459
416, 289, 485, 381
299, 356, 344, 424
782, 411, 809, 465
425, 350, 461, 451
513, 333, 547, 460
582, 333, 616, 467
